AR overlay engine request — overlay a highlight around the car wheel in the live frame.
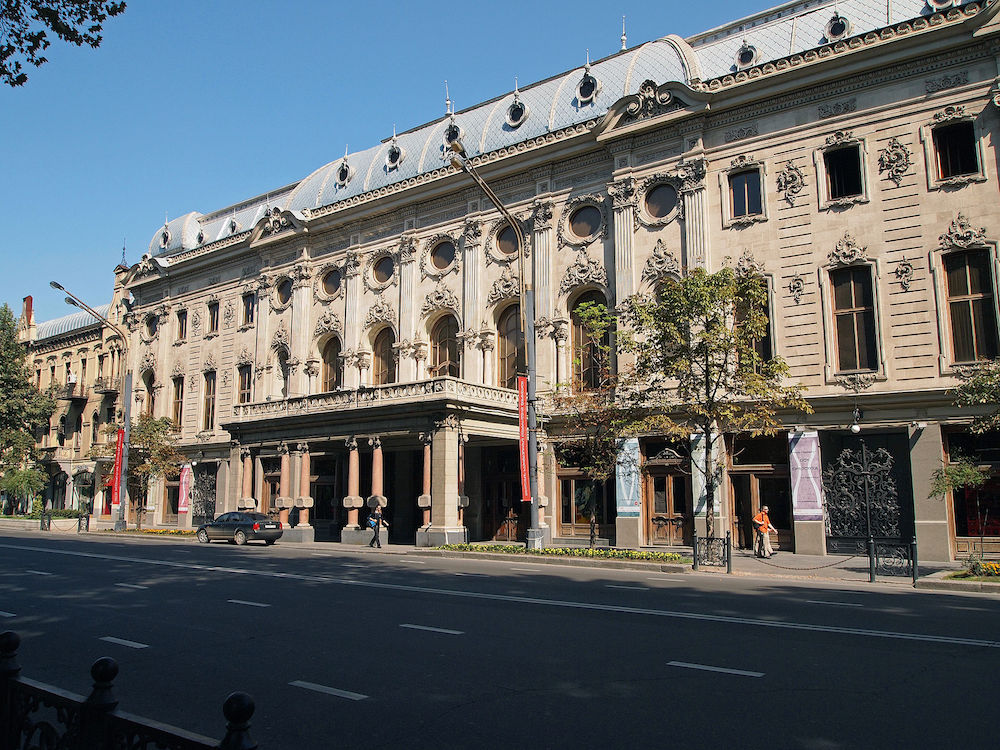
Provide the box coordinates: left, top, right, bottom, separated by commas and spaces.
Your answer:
234, 530, 247, 546
197, 529, 209, 544
265, 539, 275, 546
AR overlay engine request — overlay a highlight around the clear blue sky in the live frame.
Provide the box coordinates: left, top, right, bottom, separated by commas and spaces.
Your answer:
1, 0, 767, 325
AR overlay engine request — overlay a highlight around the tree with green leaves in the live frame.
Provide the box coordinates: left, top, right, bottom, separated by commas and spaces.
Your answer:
1, 0, 126, 87
953, 360, 1000, 433
90, 414, 183, 529
0, 303, 56, 513
618, 265, 812, 539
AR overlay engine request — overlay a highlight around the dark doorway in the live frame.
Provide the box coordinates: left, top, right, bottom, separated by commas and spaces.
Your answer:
481, 446, 525, 542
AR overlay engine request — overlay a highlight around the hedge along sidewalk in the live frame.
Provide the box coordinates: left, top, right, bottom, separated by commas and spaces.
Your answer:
417, 545, 692, 573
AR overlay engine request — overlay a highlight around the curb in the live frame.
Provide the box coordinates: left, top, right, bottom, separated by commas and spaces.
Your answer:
915, 576, 1000, 593
412, 549, 691, 573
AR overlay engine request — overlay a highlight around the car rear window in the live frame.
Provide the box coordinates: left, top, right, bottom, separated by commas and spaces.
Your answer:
247, 513, 270, 520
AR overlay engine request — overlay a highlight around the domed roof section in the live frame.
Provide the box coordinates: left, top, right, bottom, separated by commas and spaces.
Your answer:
147, 212, 201, 257
36, 304, 110, 341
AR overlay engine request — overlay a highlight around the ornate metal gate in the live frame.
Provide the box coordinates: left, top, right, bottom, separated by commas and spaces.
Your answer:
822, 441, 914, 578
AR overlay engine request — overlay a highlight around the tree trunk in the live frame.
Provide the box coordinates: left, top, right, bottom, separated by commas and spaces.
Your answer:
704, 430, 715, 540
590, 512, 597, 549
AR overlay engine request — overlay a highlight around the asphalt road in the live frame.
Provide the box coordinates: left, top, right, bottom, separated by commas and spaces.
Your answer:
0, 531, 997, 749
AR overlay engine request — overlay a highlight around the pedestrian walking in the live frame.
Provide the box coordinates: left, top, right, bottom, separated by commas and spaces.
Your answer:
368, 505, 387, 548
753, 505, 777, 558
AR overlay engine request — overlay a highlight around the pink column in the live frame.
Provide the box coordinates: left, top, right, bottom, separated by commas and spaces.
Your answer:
457, 433, 467, 525
419, 432, 432, 527
278, 443, 290, 526
241, 448, 253, 505
345, 437, 360, 527
297, 442, 311, 527
369, 436, 384, 502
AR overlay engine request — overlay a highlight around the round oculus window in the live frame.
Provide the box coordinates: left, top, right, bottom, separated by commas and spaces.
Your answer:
431, 241, 456, 270
337, 163, 351, 184
444, 123, 461, 144
736, 44, 757, 68
507, 101, 527, 127
387, 145, 402, 167
826, 14, 850, 39
644, 184, 679, 219
569, 205, 602, 240
276, 279, 292, 306
374, 256, 394, 284
497, 225, 519, 255
145, 316, 158, 338
322, 269, 342, 295
577, 75, 597, 103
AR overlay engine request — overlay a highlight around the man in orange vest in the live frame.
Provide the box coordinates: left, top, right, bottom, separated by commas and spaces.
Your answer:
753, 505, 777, 558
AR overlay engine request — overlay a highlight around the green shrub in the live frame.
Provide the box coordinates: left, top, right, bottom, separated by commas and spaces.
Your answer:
435, 543, 689, 563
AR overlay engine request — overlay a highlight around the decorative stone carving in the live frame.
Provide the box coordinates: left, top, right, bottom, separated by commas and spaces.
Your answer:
607, 177, 637, 210
990, 77, 1000, 108
223, 301, 235, 329
776, 161, 805, 206
364, 249, 398, 293
730, 154, 755, 170
139, 352, 156, 375
171, 362, 184, 377
221, 370, 230, 387
828, 233, 868, 266
735, 249, 764, 277
825, 130, 854, 146
419, 232, 461, 279
187, 373, 199, 392
421, 282, 460, 319
925, 71, 968, 94
236, 347, 254, 366
304, 360, 320, 378
191, 311, 201, 337
894, 259, 915, 291
939, 213, 988, 250
271, 324, 290, 353
463, 219, 482, 244
788, 274, 805, 303
291, 263, 311, 288
435, 414, 460, 431
314, 310, 343, 337
641, 239, 681, 284
365, 295, 396, 328
675, 157, 708, 193
559, 248, 606, 294
532, 200, 553, 228
818, 98, 856, 119
621, 79, 683, 124
486, 217, 529, 265
261, 207, 291, 235
877, 138, 911, 187
202, 353, 217, 372
487, 271, 520, 306
724, 124, 758, 143
838, 372, 877, 393
344, 251, 362, 278
557, 193, 608, 249
256, 272, 272, 292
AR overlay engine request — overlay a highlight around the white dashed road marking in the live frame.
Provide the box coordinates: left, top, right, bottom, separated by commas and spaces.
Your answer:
668, 661, 764, 678
26, 570, 52, 576
511, 567, 541, 572
0, 611, 15, 618
100, 636, 148, 649
115, 583, 148, 590
290, 680, 368, 701
400, 623, 463, 635
228, 599, 270, 608
607, 585, 649, 591
806, 600, 863, 608
647, 577, 685, 582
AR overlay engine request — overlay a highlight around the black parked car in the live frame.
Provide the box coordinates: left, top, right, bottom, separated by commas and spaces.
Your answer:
196, 512, 282, 545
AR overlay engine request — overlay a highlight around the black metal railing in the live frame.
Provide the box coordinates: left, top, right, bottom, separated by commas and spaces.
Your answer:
692, 531, 732, 573
0, 631, 257, 750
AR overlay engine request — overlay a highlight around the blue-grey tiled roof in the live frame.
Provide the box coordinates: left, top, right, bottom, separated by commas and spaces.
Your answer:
36, 304, 110, 341
147, 0, 975, 259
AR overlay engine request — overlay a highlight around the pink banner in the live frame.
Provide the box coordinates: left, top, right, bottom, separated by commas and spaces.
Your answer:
788, 431, 824, 521
110, 428, 124, 512
178, 464, 192, 513
517, 376, 530, 503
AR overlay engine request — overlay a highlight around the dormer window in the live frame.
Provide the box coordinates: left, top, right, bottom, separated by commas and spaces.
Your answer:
336, 161, 353, 187
577, 73, 599, 105
444, 122, 462, 146
506, 98, 528, 128
386, 142, 404, 170
825, 13, 851, 41
735, 42, 758, 70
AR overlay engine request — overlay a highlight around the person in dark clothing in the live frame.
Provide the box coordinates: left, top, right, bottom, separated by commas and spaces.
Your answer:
368, 505, 387, 548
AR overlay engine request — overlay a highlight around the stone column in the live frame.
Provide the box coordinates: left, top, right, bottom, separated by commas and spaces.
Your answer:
909, 423, 952, 562
553, 321, 569, 391
479, 332, 495, 387
462, 219, 483, 383
341, 436, 367, 544
458, 431, 469, 526
398, 237, 417, 382
608, 177, 637, 304
240, 447, 255, 510
295, 442, 314, 530
417, 432, 432, 529
536, 438, 549, 540
290, 261, 311, 397
423, 415, 466, 545
413, 342, 428, 381
532, 200, 554, 319
368, 437, 387, 508
276, 442, 292, 526
678, 157, 709, 270
343, 250, 362, 389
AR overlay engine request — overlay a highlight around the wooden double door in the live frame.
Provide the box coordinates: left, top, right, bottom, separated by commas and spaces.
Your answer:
644, 470, 691, 546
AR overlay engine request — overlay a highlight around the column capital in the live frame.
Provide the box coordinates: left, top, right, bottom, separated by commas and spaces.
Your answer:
240, 447, 252, 460
368, 436, 382, 450
418, 431, 434, 445
277, 442, 289, 455
345, 435, 358, 451
296, 442, 309, 454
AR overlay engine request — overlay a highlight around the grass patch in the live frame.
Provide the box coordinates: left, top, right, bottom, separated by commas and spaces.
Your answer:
946, 571, 1000, 582
435, 543, 690, 563
94, 528, 196, 537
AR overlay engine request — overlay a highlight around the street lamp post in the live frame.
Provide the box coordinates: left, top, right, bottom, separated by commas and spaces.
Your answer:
449, 142, 544, 550
50, 281, 131, 531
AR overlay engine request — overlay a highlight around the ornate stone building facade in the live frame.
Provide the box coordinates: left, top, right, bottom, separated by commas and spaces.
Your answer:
26, 0, 1000, 560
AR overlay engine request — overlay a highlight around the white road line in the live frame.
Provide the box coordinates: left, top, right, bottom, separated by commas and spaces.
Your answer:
0, 610, 15, 618
400, 623, 464, 635
25, 570, 52, 576
289, 680, 367, 701
115, 583, 148, 590
4, 543, 996, 650
100, 636, 148, 649
342, 564, 364, 568
454, 572, 487, 577
607, 585, 650, 591
806, 600, 863, 608
668, 661, 764, 678
400, 559, 425, 564
511, 567, 541, 572
228, 599, 270, 608
647, 577, 685, 582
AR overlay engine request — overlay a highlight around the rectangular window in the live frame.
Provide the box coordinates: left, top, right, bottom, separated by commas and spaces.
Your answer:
238, 365, 252, 404
97, 354, 105, 378
50, 365, 56, 386
203, 371, 216, 431
831, 266, 877, 372
80, 358, 87, 383
176, 310, 187, 340
933, 122, 979, 180
946, 250, 998, 363
36, 369, 41, 388
208, 302, 219, 333
242, 294, 255, 326
824, 145, 863, 200
172, 377, 184, 427
729, 169, 763, 218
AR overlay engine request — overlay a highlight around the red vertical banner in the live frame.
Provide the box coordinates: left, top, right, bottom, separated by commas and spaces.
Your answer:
517, 376, 530, 503
110, 428, 124, 510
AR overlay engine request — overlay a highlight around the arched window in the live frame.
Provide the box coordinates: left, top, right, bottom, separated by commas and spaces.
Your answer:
373, 328, 396, 385
571, 290, 608, 390
430, 316, 460, 378
91, 411, 100, 446
322, 338, 342, 391
275, 351, 290, 399
74, 414, 83, 450
142, 371, 156, 416
498, 305, 524, 389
